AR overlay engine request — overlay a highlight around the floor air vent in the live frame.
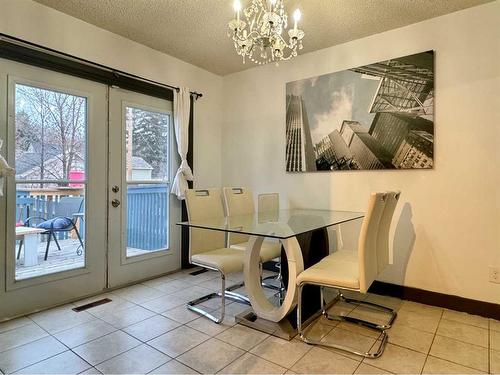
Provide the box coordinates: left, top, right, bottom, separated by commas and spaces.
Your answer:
72, 298, 112, 312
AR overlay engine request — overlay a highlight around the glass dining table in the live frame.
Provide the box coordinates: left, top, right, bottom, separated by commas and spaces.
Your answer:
178, 208, 364, 338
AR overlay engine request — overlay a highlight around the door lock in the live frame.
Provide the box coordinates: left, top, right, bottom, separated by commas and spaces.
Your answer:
111, 199, 121, 207
112, 185, 120, 193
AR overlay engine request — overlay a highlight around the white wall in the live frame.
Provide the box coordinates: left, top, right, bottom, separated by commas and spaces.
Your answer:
222, 2, 500, 304
1, 0, 499, 305
0, 0, 224, 188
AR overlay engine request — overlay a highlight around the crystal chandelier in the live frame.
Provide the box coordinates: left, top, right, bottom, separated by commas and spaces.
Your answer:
227, 0, 305, 65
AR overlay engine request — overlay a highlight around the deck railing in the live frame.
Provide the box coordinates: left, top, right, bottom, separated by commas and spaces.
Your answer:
16, 184, 169, 251
127, 185, 169, 250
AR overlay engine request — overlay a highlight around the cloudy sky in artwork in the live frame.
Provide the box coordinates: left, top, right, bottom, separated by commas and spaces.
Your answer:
286, 69, 381, 145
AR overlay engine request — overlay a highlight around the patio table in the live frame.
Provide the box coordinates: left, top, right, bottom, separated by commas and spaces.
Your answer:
16, 227, 46, 266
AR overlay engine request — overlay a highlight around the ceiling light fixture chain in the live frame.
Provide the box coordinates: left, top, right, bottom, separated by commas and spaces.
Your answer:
228, 0, 304, 66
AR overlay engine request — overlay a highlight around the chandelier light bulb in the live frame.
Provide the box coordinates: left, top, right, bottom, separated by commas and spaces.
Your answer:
293, 9, 301, 31
233, 0, 242, 12
293, 9, 301, 21
234, 0, 242, 23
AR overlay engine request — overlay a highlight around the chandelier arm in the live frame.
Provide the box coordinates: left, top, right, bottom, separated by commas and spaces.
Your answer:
228, 0, 304, 65
232, 33, 248, 43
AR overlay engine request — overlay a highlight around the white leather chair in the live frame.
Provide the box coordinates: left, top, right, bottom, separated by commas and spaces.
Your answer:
258, 193, 279, 213
296, 191, 400, 358
222, 187, 281, 263
185, 188, 250, 324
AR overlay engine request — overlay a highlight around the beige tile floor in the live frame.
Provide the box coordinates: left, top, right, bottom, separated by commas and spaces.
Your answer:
0, 268, 499, 374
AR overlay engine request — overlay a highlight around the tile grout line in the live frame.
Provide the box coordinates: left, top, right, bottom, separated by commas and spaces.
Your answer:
11, 318, 93, 374
0, 319, 33, 336
424, 310, 490, 373
280, 339, 314, 372
419, 307, 443, 374
66, 306, 200, 370
47, 328, 97, 374
35, 313, 183, 373
150, 319, 227, 360
394, 307, 492, 355
0, 324, 50, 355
488, 318, 491, 374
212, 325, 281, 372
354, 339, 373, 374
173, 335, 246, 374
142, 341, 200, 374
440, 316, 490, 330
146, 356, 200, 375
29, 314, 154, 373
68, 330, 143, 371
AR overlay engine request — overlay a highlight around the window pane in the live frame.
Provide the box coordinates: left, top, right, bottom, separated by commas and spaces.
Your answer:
125, 107, 169, 182
15, 184, 86, 280
15, 84, 87, 182
14, 83, 87, 280
126, 184, 169, 257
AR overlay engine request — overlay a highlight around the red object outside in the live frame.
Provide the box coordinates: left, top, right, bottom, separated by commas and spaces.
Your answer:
69, 170, 85, 187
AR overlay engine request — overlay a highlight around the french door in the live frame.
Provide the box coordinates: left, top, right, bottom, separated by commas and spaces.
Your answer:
0, 58, 108, 319
107, 88, 180, 287
0, 60, 181, 320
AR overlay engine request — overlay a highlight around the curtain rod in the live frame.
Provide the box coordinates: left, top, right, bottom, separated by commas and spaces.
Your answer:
0, 33, 203, 100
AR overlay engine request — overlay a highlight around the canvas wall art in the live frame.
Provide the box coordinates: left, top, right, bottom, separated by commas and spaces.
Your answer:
285, 51, 434, 172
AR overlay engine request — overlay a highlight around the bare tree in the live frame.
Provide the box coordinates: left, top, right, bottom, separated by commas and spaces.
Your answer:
16, 85, 86, 185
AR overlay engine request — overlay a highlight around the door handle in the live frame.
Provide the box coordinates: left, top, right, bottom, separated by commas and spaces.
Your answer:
111, 199, 121, 208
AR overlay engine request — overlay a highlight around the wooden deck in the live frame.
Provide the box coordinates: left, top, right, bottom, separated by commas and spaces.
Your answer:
15, 239, 149, 280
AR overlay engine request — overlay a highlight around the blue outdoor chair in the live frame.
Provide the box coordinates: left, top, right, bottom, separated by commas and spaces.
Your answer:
18, 197, 84, 261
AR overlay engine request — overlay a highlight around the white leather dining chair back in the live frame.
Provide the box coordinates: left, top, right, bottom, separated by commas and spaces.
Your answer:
184, 188, 251, 324
358, 192, 387, 293
376, 191, 401, 273
258, 193, 279, 213
185, 188, 226, 257
223, 187, 254, 246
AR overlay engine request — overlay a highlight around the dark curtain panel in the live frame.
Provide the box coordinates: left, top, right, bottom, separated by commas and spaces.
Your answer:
181, 96, 194, 268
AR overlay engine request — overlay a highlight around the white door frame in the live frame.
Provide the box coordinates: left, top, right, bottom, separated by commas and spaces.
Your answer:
0, 59, 108, 320
107, 88, 180, 288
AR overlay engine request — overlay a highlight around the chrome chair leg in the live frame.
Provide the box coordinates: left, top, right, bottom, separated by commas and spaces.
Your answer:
260, 260, 287, 306
261, 260, 283, 291
187, 272, 226, 324
187, 271, 250, 324
324, 291, 397, 330
297, 283, 390, 358
221, 280, 251, 304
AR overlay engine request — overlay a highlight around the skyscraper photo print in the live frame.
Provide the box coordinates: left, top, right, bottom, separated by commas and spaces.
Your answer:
285, 51, 434, 172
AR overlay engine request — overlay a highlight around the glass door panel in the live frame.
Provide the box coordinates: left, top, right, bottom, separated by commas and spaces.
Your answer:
108, 88, 180, 287
127, 184, 168, 257
125, 106, 170, 257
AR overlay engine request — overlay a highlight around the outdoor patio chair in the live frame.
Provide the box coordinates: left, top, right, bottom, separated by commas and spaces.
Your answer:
18, 197, 85, 261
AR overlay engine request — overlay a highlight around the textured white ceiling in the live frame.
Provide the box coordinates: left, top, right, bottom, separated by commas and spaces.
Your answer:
33, 0, 492, 76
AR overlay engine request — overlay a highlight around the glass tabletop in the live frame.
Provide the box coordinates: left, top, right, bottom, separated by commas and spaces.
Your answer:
177, 209, 364, 239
